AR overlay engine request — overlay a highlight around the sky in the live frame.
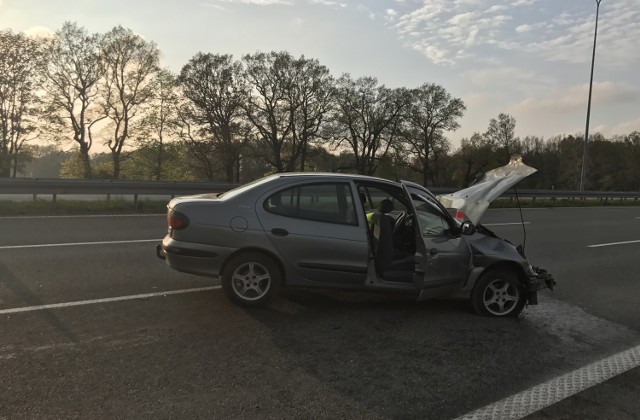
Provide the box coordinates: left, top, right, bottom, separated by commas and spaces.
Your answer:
1, 0, 639, 149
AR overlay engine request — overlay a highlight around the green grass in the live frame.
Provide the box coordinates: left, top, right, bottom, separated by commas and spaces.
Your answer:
0, 199, 168, 216
490, 197, 640, 208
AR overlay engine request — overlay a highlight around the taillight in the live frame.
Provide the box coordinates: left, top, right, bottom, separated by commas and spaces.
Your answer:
168, 209, 190, 230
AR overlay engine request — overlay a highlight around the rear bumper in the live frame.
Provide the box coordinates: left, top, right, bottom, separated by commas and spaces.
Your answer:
156, 244, 166, 260
156, 236, 233, 278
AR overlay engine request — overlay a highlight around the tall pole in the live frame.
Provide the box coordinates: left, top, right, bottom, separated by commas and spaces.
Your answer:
579, 0, 602, 192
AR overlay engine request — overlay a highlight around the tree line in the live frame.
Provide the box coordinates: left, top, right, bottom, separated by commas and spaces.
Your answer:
2, 23, 639, 191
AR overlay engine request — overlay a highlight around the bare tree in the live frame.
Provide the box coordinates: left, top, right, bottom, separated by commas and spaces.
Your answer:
331, 74, 409, 175
101, 25, 159, 178
286, 56, 334, 171
178, 53, 247, 182
0, 30, 45, 177
132, 68, 179, 180
402, 83, 465, 186
242, 51, 296, 173
484, 113, 520, 163
455, 132, 496, 186
44, 22, 105, 178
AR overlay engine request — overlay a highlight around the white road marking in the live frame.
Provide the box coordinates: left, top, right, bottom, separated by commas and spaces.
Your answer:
0, 239, 162, 250
0, 214, 164, 220
0, 286, 222, 315
587, 239, 640, 248
456, 343, 640, 420
482, 222, 531, 227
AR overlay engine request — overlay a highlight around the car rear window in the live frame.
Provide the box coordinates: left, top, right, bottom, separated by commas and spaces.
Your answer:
264, 183, 357, 225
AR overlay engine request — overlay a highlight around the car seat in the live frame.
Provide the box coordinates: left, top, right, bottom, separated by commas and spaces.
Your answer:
373, 199, 414, 281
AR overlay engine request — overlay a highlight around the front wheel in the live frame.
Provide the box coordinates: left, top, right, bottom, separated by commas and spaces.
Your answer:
471, 269, 525, 317
222, 253, 281, 307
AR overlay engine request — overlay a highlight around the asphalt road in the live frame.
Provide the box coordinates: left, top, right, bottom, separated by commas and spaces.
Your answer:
1, 207, 639, 419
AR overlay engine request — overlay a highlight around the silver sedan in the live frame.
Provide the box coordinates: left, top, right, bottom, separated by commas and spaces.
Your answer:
157, 170, 554, 317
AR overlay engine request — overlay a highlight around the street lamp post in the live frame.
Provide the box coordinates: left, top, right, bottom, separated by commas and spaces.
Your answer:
579, 0, 603, 192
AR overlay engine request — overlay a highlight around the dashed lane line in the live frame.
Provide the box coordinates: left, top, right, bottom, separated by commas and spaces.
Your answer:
587, 239, 640, 248
0, 239, 162, 250
482, 222, 531, 227
455, 343, 640, 420
0, 286, 222, 315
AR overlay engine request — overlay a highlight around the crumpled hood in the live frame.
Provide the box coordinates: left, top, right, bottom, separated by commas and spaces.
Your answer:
437, 157, 537, 224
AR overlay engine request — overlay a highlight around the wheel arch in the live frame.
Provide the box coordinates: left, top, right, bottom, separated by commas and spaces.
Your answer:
470, 261, 529, 291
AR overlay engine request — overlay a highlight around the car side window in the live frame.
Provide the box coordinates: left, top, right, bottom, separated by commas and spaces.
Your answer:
410, 193, 453, 236
264, 183, 357, 225
357, 185, 407, 215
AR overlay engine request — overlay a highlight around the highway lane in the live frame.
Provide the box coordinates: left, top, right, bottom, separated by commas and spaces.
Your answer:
482, 206, 640, 331
1, 213, 164, 247
1, 207, 640, 418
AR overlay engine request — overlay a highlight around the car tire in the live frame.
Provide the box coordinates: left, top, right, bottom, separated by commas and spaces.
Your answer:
471, 268, 525, 317
222, 252, 281, 307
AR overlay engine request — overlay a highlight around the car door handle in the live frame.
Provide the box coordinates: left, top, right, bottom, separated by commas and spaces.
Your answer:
271, 228, 289, 237
429, 248, 438, 257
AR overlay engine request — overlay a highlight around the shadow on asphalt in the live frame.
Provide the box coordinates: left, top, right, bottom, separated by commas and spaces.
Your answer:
239, 289, 640, 419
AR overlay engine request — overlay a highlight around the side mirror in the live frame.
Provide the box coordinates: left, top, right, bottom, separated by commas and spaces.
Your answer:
461, 221, 476, 236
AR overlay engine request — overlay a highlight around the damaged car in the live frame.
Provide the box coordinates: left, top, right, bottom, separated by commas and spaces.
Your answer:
157, 158, 555, 317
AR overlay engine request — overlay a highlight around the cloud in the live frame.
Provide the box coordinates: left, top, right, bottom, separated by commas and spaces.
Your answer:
201, 2, 227, 10
486, 5, 508, 13
357, 4, 375, 20
386, 0, 640, 68
512, 0, 538, 6
412, 42, 454, 65
389, 1, 515, 65
464, 66, 540, 89
511, 82, 640, 115
463, 92, 491, 110
212, 0, 293, 5
609, 118, 640, 136
308, 0, 346, 6
24, 26, 55, 38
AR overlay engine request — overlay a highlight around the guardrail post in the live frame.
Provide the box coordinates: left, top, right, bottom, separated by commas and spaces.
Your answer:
134, 194, 139, 209
52, 194, 56, 204
32, 193, 37, 202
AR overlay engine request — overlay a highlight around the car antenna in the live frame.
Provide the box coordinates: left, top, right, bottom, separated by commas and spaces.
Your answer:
514, 185, 527, 257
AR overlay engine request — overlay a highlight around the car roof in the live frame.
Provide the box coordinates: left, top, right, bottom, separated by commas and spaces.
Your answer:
274, 172, 400, 184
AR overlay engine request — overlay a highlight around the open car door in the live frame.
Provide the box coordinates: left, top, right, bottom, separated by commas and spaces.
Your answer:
401, 181, 473, 300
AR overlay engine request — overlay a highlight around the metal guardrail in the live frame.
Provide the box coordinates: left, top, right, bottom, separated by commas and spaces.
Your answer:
0, 178, 237, 195
1, 178, 639, 202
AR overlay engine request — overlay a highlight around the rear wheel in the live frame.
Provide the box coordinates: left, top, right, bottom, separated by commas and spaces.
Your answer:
222, 253, 281, 307
471, 269, 525, 317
